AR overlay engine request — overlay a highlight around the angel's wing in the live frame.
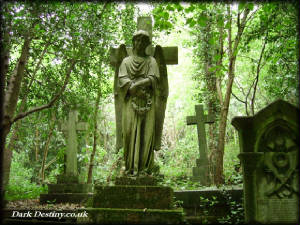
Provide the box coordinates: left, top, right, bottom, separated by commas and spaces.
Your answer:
154, 45, 168, 150
114, 44, 128, 152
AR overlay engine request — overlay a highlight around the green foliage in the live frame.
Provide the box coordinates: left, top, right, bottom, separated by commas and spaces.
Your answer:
5, 151, 47, 201
218, 189, 244, 224
224, 141, 243, 186
4, 2, 298, 204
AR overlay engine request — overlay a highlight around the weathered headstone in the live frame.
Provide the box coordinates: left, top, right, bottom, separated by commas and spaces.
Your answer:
60, 110, 88, 180
83, 17, 183, 224
40, 110, 92, 204
186, 104, 214, 184
232, 99, 299, 224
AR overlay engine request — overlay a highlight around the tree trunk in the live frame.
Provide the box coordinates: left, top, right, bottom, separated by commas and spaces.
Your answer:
35, 128, 39, 161
3, 36, 31, 140
200, 11, 224, 184
40, 114, 56, 183
2, 83, 31, 187
87, 87, 102, 184
215, 5, 250, 185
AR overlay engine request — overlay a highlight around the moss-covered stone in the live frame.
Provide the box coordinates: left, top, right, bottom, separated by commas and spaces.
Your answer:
39, 193, 93, 204
232, 99, 299, 224
78, 208, 185, 225
93, 185, 174, 209
48, 183, 92, 194
115, 176, 158, 186
57, 174, 79, 184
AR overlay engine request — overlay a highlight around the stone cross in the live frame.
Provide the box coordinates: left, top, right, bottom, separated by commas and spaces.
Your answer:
61, 110, 88, 177
110, 16, 178, 66
186, 105, 215, 164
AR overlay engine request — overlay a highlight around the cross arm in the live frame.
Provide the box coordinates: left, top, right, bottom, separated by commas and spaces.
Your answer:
186, 116, 196, 125
204, 114, 215, 124
110, 46, 178, 66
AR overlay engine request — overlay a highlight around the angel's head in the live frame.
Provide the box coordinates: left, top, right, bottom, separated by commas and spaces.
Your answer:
132, 30, 150, 56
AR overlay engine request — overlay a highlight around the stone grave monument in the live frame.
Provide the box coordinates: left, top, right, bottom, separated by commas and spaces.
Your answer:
82, 17, 184, 224
186, 104, 214, 185
232, 99, 299, 224
40, 110, 92, 204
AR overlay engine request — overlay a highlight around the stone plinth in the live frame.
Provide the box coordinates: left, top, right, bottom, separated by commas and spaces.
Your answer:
93, 185, 173, 209
48, 183, 92, 193
78, 208, 184, 225
40, 182, 92, 204
40, 193, 93, 204
86, 174, 184, 224
115, 176, 158, 186
40, 174, 93, 204
190, 158, 210, 185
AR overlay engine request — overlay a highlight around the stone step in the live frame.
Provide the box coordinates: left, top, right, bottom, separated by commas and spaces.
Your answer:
48, 183, 92, 194
93, 185, 174, 209
115, 176, 158, 186
77, 208, 185, 224
40, 193, 93, 204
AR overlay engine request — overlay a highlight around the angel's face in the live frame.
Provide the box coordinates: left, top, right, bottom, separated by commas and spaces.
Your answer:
133, 35, 149, 56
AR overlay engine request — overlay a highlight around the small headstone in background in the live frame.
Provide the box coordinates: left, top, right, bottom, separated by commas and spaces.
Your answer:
40, 110, 92, 204
186, 104, 214, 185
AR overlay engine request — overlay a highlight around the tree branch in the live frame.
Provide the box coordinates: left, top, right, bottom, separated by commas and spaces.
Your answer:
250, 31, 268, 115
12, 59, 77, 123
231, 92, 246, 104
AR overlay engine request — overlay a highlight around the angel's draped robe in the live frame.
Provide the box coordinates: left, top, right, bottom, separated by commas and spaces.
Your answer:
118, 55, 160, 175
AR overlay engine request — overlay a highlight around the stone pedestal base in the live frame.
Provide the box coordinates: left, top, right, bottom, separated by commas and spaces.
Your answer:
48, 183, 92, 193
191, 166, 210, 185
87, 179, 184, 224
40, 193, 93, 204
115, 176, 158, 186
40, 182, 93, 204
78, 208, 184, 224
93, 185, 173, 209
190, 158, 210, 185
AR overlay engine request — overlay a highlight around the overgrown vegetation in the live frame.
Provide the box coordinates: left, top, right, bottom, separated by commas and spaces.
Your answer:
2, 2, 298, 220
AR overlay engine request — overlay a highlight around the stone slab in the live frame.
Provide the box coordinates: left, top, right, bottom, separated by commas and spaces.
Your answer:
39, 193, 93, 204
57, 174, 79, 184
174, 189, 243, 224
48, 183, 92, 194
115, 176, 158, 186
77, 208, 184, 225
174, 188, 243, 209
191, 166, 210, 185
93, 185, 174, 209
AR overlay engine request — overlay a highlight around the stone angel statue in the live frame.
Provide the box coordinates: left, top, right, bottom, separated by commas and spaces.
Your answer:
113, 30, 168, 176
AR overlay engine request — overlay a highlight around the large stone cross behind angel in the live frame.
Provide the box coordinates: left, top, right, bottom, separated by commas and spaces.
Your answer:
110, 17, 178, 176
